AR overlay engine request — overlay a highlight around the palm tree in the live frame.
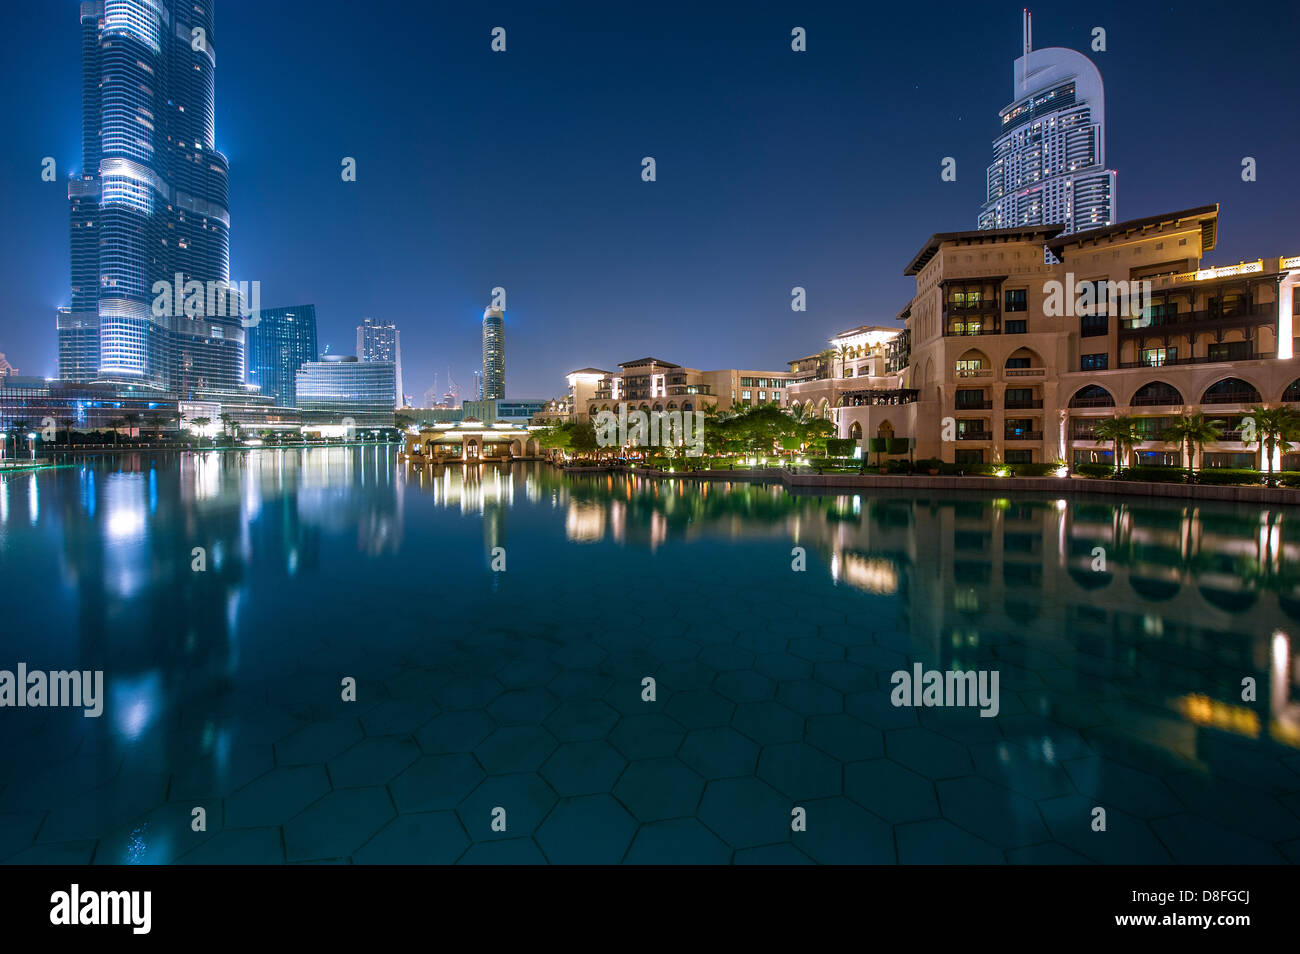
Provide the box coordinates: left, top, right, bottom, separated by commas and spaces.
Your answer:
817, 349, 835, 380
108, 417, 127, 445
60, 417, 76, 446
1245, 405, 1300, 486
122, 412, 142, 441
837, 344, 853, 379
1160, 413, 1224, 477
190, 417, 212, 447
1092, 415, 1142, 473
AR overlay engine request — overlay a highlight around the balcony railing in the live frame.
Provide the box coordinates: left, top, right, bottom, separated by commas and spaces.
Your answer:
1004, 399, 1043, 409
955, 369, 993, 378
1069, 396, 1116, 408
1117, 352, 1274, 369
944, 323, 1001, 337
1132, 393, 1184, 407
840, 388, 919, 407
1202, 391, 1263, 405
1005, 368, 1046, 377
956, 431, 992, 441
1119, 303, 1274, 331
956, 400, 994, 410
1005, 431, 1044, 441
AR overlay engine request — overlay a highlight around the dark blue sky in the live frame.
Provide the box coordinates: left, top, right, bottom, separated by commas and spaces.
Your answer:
2, 0, 1296, 400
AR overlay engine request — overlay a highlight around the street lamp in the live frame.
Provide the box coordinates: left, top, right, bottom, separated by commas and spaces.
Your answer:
27, 432, 38, 461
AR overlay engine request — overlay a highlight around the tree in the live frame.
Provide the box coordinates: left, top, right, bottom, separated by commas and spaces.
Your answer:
569, 420, 598, 457
108, 417, 127, 445
1092, 415, 1142, 473
837, 344, 853, 379
190, 417, 212, 447
60, 417, 76, 446
1159, 413, 1224, 476
1245, 405, 1300, 486
123, 412, 142, 440
219, 412, 237, 439
394, 413, 415, 431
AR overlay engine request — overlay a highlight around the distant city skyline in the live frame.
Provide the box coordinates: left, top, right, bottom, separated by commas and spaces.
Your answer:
1, 1, 1296, 398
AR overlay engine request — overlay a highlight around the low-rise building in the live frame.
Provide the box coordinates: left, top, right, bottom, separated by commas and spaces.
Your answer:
841, 203, 1300, 468
401, 420, 541, 462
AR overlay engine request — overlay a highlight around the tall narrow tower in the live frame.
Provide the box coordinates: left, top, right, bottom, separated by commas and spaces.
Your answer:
978, 10, 1116, 235
64, 0, 239, 396
481, 306, 505, 401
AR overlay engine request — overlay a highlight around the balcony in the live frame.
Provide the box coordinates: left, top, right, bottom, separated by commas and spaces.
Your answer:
956, 400, 994, 410
1005, 431, 1044, 441
1117, 351, 1274, 369
955, 369, 993, 378
945, 321, 1001, 337
841, 388, 918, 407
1202, 390, 1263, 405
957, 431, 993, 441
1119, 303, 1275, 333
1004, 399, 1043, 409
1004, 368, 1046, 378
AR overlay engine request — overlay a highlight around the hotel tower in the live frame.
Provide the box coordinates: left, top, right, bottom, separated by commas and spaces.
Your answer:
978, 10, 1116, 235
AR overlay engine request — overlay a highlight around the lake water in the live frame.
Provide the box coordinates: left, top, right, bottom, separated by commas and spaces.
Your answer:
1, 448, 1297, 864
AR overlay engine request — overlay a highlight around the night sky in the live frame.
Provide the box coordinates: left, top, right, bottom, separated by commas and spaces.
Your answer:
1, 0, 1296, 400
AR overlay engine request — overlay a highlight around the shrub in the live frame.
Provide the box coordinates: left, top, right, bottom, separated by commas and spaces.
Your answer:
825, 438, 856, 458
886, 437, 911, 456
1074, 462, 1113, 478
1193, 468, 1262, 486
1118, 465, 1188, 483
915, 457, 943, 472
884, 459, 911, 474
1275, 471, 1300, 487
1010, 462, 1059, 477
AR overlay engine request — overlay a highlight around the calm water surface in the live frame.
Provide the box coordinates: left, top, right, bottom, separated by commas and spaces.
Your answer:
1, 447, 1298, 864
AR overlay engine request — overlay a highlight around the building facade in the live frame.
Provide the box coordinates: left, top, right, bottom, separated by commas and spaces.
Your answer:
357, 317, 403, 407
295, 356, 397, 426
247, 305, 318, 408
64, 0, 243, 397
482, 307, 505, 400
571, 358, 794, 421
978, 12, 1116, 236
837, 204, 1300, 470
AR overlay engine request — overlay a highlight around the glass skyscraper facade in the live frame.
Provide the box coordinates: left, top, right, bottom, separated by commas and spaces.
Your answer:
295, 356, 397, 426
356, 318, 402, 408
63, 0, 243, 398
482, 307, 505, 401
247, 305, 318, 408
977, 19, 1116, 236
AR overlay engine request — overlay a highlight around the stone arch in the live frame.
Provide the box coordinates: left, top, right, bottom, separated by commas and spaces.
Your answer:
954, 349, 990, 376
1131, 380, 1184, 407
1201, 377, 1262, 405
1284, 378, 1300, 403
682, 401, 693, 412
1069, 384, 1115, 408
877, 420, 895, 440
1004, 346, 1044, 367
849, 421, 862, 440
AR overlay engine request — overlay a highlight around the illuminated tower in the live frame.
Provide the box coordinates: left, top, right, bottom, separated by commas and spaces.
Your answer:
978, 10, 1117, 235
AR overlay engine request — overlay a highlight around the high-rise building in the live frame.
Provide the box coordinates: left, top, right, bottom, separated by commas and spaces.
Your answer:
0, 353, 15, 379
357, 318, 402, 408
295, 356, 397, 426
977, 11, 1116, 236
482, 307, 505, 400
246, 305, 318, 408
63, 0, 242, 397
